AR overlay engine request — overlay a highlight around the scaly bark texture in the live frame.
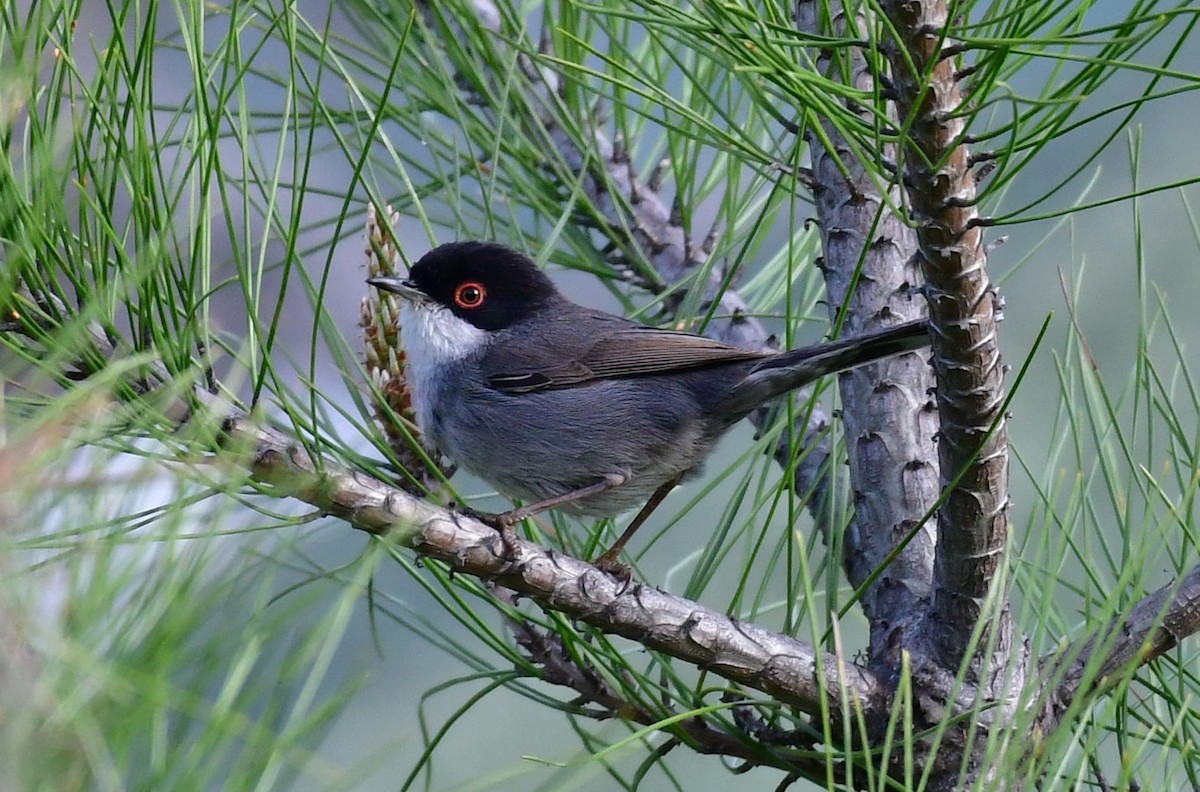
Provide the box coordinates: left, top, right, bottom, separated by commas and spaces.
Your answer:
877, 0, 1016, 682
794, 0, 939, 673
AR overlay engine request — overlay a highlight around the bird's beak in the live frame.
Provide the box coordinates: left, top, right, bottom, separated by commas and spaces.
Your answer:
367, 275, 425, 303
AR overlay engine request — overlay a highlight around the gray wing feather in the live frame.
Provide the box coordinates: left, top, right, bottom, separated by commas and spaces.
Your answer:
487, 326, 766, 393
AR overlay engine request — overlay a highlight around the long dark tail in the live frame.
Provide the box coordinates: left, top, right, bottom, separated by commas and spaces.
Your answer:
717, 319, 929, 416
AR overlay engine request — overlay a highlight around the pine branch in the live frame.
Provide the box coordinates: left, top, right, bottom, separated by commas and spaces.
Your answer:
502, 595, 832, 778
1038, 564, 1200, 734
793, 0, 938, 670
877, 0, 1016, 683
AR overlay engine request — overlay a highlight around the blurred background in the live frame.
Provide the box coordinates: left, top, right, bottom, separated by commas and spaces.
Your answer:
5, 1, 1200, 790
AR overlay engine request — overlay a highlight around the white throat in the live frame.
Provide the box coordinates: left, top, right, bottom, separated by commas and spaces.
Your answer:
399, 301, 489, 435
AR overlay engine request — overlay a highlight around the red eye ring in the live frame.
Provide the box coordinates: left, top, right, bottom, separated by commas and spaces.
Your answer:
454, 281, 486, 309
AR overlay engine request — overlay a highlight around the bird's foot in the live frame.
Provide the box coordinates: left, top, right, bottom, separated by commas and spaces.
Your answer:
451, 504, 522, 561
592, 547, 633, 583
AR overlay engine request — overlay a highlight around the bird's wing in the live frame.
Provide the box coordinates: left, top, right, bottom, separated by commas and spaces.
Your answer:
487, 326, 767, 394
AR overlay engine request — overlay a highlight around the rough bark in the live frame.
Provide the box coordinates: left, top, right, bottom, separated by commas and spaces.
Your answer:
876, 0, 1018, 687
860, 0, 1033, 784
794, 0, 940, 675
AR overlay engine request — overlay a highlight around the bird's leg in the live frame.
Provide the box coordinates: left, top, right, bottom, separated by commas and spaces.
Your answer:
593, 474, 682, 577
464, 473, 630, 557
500, 472, 629, 525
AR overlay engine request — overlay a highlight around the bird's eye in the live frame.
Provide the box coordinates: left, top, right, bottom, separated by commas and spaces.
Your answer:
454, 282, 486, 309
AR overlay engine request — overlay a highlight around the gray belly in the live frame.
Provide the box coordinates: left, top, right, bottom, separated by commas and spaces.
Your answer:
433, 377, 725, 516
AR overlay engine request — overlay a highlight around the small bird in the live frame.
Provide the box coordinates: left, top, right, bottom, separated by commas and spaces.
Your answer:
369, 241, 928, 571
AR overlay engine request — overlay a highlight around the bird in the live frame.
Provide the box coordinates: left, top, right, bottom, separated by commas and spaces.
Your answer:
368, 241, 929, 571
